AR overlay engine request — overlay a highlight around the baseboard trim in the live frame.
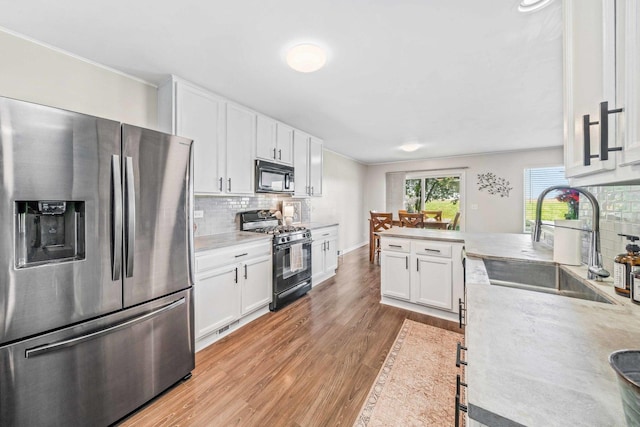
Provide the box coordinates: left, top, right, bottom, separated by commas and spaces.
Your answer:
342, 241, 368, 255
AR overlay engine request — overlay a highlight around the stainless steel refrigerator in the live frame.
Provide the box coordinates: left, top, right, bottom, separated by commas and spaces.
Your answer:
0, 96, 195, 425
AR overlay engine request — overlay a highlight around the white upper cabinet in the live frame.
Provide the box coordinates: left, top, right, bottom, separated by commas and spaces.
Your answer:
293, 131, 324, 197
256, 115, 277, 162
256, 115, 293, 165
293, 130, 310, 196
158, 77, 224, 194
159, 75, 325, 194
565, 0, 640, 185
276, 123, 294, 165
308, 136, 323, 196
225, 103, 256, 194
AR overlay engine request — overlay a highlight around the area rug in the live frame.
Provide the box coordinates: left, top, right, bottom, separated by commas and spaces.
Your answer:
354, 319, 464, 427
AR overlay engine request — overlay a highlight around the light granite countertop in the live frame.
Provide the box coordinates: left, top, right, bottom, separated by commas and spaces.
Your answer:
302, 222, 339, 230
378, 228, 637, 426
376, 229, 554, 263
194, 232, 272, 252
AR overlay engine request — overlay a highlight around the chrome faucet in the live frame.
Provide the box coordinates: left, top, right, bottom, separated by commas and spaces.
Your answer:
532, 185, 610, 281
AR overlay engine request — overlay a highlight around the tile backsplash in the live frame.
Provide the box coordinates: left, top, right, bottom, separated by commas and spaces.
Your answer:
194, 195, 311, 236
582, 185, 640, 272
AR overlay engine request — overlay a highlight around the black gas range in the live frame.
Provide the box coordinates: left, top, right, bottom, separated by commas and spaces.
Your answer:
240, 210, 312, 310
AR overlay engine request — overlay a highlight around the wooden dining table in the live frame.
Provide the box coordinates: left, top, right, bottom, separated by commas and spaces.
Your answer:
391, 218, 451, 230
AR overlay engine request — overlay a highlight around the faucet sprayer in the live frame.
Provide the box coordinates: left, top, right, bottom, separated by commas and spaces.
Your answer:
532, 185, 610, 281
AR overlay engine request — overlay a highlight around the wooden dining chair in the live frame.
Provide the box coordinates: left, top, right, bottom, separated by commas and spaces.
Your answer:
370, 211, 393, 263
448, 212, 461, 230
422, 210, 442, 221
399, 212, 424, 228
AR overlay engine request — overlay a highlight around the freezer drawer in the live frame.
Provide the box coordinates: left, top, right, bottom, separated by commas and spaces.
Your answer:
0, 289, 194, 426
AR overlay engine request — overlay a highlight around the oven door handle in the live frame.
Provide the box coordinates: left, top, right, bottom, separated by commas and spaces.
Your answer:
275, 240, 312, 251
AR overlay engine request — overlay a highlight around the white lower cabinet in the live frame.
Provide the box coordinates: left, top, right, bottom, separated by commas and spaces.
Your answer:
380, 251, 411, 300
311, 225, 339, 286
240, 254, 272, 315
194, 239, 272, 351
413, 255, 453, 310
195, 265, 240, 338
380, 237, 464, 321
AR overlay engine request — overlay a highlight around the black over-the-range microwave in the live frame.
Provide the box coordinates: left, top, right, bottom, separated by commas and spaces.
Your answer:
255, 160, 295, 194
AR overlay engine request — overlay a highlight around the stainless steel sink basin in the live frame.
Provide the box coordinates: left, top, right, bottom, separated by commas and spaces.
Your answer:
483, 258, 614, 304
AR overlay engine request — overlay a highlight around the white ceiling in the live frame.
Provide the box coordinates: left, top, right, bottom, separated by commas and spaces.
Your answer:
0, 0, 563, 164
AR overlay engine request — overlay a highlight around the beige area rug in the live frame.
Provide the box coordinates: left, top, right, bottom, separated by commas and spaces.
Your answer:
354, 319, 464, 427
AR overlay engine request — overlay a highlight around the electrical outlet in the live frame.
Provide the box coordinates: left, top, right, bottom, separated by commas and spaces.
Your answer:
194, 210, 204, 219
470, 204, 478, 210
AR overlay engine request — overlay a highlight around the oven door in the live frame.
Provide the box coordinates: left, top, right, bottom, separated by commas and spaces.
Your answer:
274, 240, 312, 293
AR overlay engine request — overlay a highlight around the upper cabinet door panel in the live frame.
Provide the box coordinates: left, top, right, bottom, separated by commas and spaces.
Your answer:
175, 82, 223, 194
619, 0, 640, 166
293, 130, 309, 196
276, 123, 294, 165
226, 104, 256, 194
308, 136, 323, 196
256, 115, 277, 162
564, 0, 616, 178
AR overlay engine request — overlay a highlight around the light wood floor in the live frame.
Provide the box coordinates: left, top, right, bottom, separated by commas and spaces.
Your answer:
119, 245, 461, 427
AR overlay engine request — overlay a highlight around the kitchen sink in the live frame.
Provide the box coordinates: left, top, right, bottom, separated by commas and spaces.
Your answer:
483, 258, 614, 304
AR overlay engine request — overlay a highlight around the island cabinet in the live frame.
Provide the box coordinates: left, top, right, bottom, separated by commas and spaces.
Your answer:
380, 236, 464, 322
564, 0, 640, 185
194, 240, 272, 351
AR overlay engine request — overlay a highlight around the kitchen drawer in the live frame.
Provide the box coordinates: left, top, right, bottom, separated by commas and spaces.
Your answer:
196, 241, 272, 274
312, 226, 338, 240
380, 238, 411, 253
413, 241, 452, 258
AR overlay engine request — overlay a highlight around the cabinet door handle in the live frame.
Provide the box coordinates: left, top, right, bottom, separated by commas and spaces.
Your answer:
234, 267, 238, 283
219, 177, 223, 191
234, 253, 248, 258
599, 101, 624, 161
458, 298, 466, 328
327, 240, 330, 251
416, 258, 419, 272
455, 375, 468, 427
228, 178, 231, 192
424, 248, 441, 253
582, 114, 599, 166
244, 264, 248, 280
389, 244, 402, 248
322, 241, 325, 251
456, 342, 468, 367
278, 149, 282, 160
273, 148, 277, 159
405, 256, 408, 270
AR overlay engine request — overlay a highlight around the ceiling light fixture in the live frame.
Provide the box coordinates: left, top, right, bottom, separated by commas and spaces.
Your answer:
518, 0, 554, 12
286, 44, 327, 73
400, 142, 421, 152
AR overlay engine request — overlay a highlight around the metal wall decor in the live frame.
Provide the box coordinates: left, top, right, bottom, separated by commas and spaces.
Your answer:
477, 172, 512, 198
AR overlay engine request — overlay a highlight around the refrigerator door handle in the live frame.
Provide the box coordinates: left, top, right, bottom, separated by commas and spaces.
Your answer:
111, 155, 123, 281
25, 297, 186, 359
125, 156, 136, 278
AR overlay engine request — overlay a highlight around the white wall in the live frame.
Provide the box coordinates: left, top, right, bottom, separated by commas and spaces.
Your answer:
365, 147, 564, 234
311, 149, 368, 253
0, 29, 157, 127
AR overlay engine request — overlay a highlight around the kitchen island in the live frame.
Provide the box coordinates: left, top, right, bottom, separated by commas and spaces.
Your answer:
377, 228, 636, 426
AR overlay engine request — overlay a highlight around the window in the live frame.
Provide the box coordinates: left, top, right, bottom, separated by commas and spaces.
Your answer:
523, 166, 568, 232
404, 170, 464, 230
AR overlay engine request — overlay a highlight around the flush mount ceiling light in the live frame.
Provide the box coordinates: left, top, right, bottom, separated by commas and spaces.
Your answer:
400, 142, 421, 152
286, 44, 327, 73
518, 0, 554, 12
